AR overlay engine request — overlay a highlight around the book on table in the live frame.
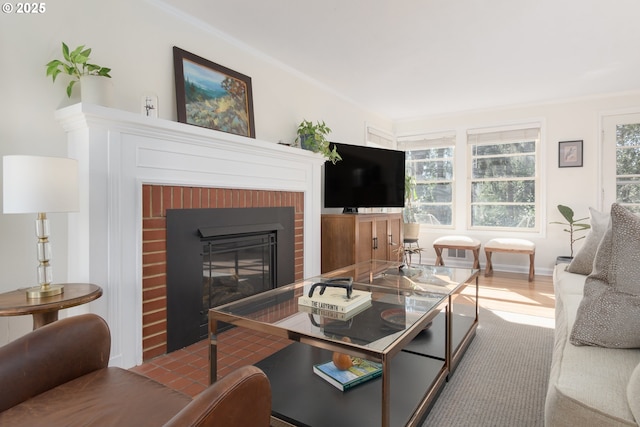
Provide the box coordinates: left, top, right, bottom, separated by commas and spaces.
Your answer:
313, 358, 383, 391
298, 288, 372, 313
298, 300, 372, 321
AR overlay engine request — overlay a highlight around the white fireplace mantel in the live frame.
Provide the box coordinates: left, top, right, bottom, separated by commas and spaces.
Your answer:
55, 103, 324, 368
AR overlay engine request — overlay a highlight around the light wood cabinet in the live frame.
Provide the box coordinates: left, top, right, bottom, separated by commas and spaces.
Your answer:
321, 213, 403, 273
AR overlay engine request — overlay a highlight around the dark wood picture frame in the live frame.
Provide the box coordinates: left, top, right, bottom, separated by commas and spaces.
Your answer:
173, 47, 255, 138
558, 140, 583, 168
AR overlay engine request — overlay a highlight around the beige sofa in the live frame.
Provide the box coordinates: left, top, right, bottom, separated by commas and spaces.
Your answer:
545, 263, 640, 426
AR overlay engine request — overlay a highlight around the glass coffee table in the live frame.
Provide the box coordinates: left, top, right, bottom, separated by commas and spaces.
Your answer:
209, 260, 479, 427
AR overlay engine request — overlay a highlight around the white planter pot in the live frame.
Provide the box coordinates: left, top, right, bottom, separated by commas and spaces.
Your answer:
80, 75, 114, 107
403, 222, 420, 240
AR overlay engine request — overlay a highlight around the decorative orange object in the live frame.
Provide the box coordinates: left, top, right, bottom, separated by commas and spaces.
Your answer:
332, 337, 353, 370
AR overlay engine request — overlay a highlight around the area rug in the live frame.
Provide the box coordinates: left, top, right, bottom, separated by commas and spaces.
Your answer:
422, 308, 554, 426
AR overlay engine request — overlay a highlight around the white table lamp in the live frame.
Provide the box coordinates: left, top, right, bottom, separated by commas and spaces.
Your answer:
3, 155, 79, 298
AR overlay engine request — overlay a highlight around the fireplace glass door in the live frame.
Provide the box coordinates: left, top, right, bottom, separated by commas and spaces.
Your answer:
200, 232, 276, 335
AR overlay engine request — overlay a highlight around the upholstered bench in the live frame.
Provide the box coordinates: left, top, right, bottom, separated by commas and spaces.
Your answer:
433, 235, 481, 269
484, 238, 535, 281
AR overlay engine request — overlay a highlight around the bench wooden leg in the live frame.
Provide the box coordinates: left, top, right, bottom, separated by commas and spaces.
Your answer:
484, 250, 493, 277
434, 247, 445, 266
472, 248, 480, 270
528, 252, 535, 282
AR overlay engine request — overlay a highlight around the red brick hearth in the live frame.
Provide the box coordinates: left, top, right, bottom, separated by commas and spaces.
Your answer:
141, 185, 304, 361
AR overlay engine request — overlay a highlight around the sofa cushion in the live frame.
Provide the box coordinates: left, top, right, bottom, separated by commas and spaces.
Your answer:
554, 262, 588, 298
566, 207, 610, 275
0, 367, 191, 426
570, 203, 640, 348
628, 363, 640, 424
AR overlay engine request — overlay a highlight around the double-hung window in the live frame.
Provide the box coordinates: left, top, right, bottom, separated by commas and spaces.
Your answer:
467, 125, 540, 230
602, 113, 640, 214
398, 133, 455, 226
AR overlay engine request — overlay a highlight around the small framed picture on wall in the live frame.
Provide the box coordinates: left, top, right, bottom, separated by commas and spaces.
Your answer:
558, 140, 583, 168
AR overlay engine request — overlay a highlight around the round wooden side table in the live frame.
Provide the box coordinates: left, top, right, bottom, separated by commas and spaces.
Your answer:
0, 283, 103, 329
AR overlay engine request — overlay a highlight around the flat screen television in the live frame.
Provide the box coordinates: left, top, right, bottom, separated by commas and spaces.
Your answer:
324, 142, 405, 212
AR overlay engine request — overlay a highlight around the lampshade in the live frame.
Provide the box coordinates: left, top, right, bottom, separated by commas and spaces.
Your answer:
3, 155, 79, 214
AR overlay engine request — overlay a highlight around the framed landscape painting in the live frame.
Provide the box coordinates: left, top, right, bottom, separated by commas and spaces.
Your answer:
173, 47, 255, 138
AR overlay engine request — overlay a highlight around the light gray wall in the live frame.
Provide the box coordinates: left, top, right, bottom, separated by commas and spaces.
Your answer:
0, 0, 391, 343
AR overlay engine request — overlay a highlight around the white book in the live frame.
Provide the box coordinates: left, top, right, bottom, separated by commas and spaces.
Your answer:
298, 288, 371, 313
299, 300, 372, 320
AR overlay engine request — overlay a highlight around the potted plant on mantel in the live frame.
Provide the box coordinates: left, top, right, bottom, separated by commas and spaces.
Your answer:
295, 119, 342, 164
46, 42, 112, 104
550, 204, 591, 263
403, 174, 420, 241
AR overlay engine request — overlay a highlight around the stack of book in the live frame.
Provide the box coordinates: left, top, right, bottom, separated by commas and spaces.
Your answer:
298, 302, 371, 321
313, 358, 382, 391
298, 288, 372, 314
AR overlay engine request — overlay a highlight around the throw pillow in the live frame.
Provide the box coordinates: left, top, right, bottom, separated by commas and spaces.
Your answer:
570, 203, 640, 348
566, 207, 610, 275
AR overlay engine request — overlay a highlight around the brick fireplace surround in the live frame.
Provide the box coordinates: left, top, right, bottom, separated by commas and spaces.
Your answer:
142, 185, 304, 360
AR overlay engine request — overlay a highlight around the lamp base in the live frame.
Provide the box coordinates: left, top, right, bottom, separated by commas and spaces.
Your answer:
26, 284, 64, 299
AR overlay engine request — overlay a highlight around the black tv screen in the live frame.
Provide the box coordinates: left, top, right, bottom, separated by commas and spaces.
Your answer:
324, 142, 405, 210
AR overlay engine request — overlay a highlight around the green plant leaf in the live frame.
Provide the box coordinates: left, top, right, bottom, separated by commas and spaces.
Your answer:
66, 80, 76, 98
69, 44, 86, 58
47, 67, 61, 81
62, 63, 75, 76
557, 204, 574, 223
46, 61, 62, 80
62, 42, 70, 62
73, 53, 90, 65
46, 59, 62, 68
552, 204, 591, 256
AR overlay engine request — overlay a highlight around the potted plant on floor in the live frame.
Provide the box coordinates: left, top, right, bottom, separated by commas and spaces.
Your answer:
295, 119, 341, 164
550, 204, 590, 263
403, 174, 420, 241
46, 42, 112, 102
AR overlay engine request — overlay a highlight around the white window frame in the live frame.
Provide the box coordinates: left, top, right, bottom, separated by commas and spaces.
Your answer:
365, 124, 395, 149
466, 124, 541, 232
398, 131, 456, 228
600, 111, 640, 212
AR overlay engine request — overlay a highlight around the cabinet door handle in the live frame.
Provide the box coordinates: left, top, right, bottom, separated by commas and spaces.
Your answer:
389, 234, 394, 245
373, 237, 378, 249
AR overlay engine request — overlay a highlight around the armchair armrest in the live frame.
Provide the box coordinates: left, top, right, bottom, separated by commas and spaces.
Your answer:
164, 365, 272, 427
0, 313, 110, 412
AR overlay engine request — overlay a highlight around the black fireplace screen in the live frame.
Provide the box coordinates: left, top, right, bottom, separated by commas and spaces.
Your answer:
200, 232, 276, 333
166, 207, 295, 352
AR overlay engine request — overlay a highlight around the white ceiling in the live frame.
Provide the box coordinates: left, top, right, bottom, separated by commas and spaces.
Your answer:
159, 0, 640, 120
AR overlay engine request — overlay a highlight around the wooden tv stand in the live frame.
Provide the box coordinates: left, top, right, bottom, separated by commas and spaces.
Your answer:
321, 213, 403, 273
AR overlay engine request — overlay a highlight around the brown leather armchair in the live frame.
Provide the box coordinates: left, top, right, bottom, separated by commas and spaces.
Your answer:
0, 313, 271, 426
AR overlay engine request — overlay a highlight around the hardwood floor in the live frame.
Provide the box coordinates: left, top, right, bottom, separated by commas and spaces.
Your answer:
130, 270, 556, 398
478, 271, 555, 319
